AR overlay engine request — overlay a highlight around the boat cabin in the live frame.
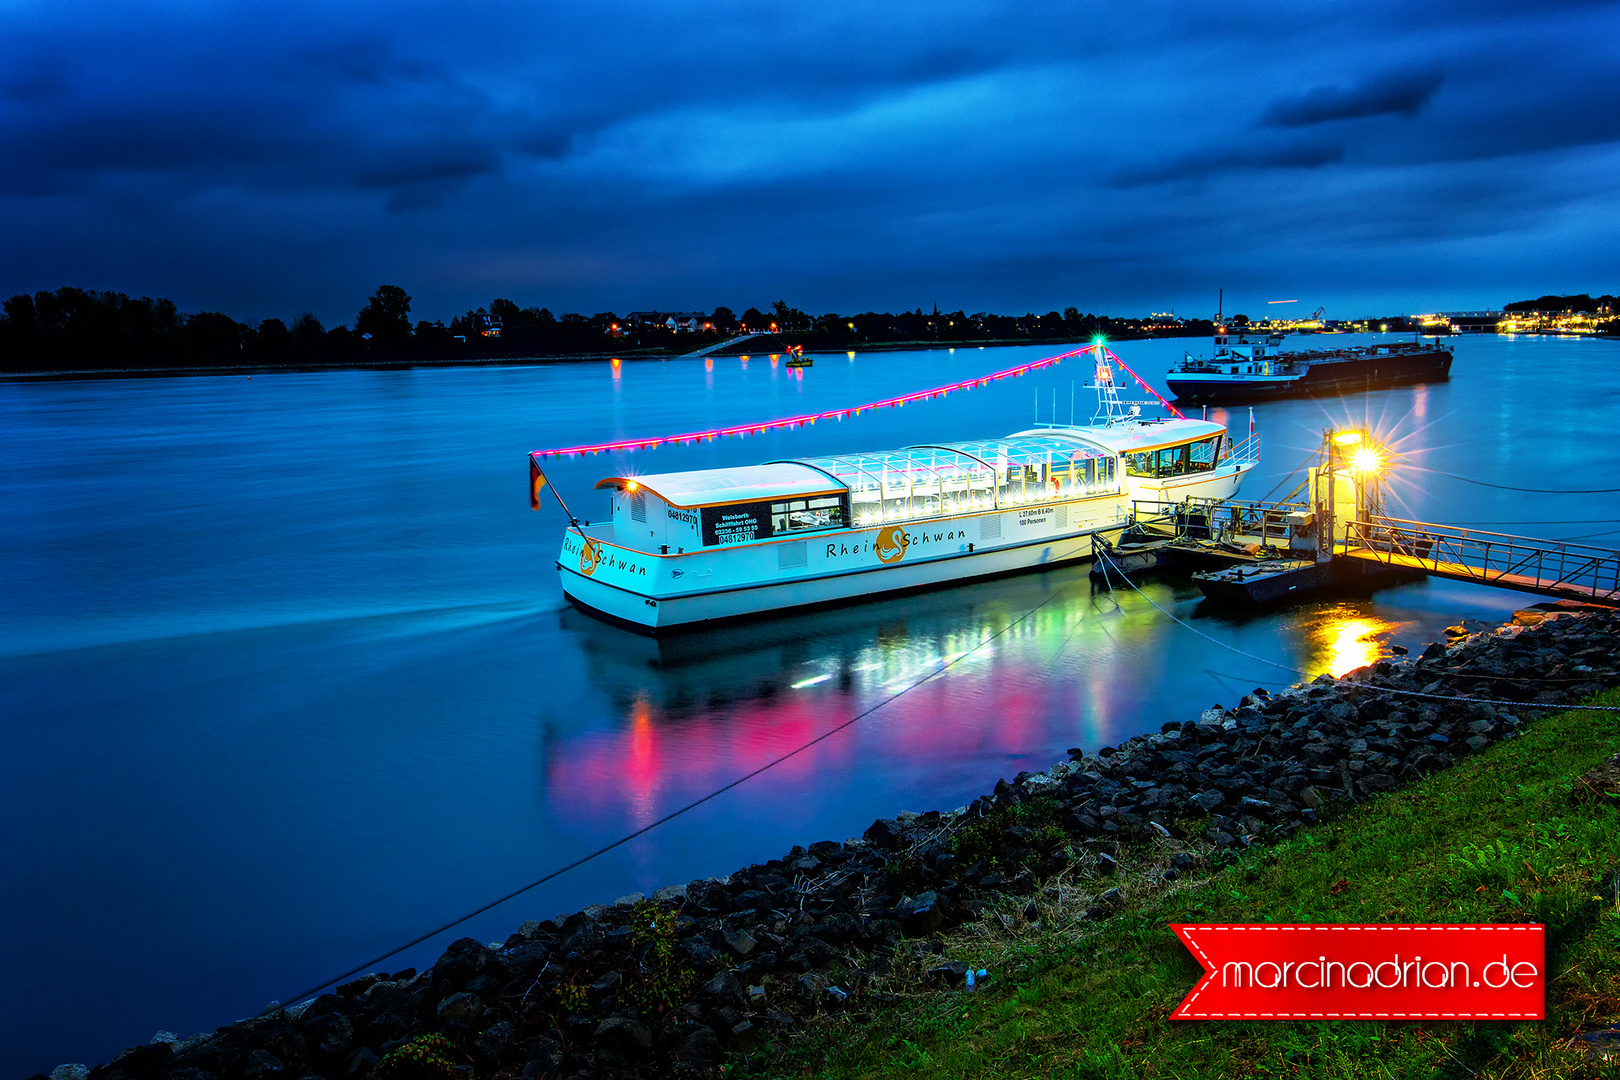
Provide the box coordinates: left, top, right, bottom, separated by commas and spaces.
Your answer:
1180, 331, 1291, 376
594, 463, 848, 554
593, 431, 1122, 555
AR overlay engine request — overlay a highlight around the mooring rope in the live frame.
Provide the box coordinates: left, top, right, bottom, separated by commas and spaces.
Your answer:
283, 564, 1094, 1006
1406, 465, 1620, 495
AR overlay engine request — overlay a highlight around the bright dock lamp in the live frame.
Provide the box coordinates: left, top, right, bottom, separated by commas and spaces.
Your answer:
1352, 446, 1382, 474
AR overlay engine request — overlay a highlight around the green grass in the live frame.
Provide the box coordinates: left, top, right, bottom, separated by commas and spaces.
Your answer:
755, 691, 1620, 1079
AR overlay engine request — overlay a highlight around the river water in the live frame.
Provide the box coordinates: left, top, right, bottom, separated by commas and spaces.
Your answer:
2, 333, 1615, 1074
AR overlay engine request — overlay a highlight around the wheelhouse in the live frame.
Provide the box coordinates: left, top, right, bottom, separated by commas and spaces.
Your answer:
1121, 433, 1225, 479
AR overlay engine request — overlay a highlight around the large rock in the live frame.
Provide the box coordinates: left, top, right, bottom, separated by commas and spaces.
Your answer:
435, 992, 484, 1024
721, 927, 758, 958
677, 1027, 722, 1072
593, 1017, 653, 1059
700, 970, 745, 1009
863, 818, 904, 849
895, 891, 945, 933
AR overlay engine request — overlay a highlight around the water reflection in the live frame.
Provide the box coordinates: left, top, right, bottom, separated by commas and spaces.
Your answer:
542, 567, 1364, 841
1309, 606, 1395, 677
4, 333, 1587, 1073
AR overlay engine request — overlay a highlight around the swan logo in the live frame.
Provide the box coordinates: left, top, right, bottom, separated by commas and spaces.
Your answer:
875, 525, 909, 564
579, 542, 601, 576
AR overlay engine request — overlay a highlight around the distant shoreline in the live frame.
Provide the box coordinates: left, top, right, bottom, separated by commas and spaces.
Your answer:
2, 329, 1609, 382
0, 337, 1116, 381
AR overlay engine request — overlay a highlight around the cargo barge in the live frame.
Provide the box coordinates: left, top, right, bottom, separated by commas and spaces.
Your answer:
1165, 327, 1453, 404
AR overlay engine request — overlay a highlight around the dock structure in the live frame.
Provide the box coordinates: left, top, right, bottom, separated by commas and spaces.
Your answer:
1098, 428, 1620, 609
680, 331, 769, 358
1341, 518, 1620, 605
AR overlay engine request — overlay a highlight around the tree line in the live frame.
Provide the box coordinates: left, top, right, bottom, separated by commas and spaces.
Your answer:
1502, 292, 1617, 314
0, 285, 1212, 373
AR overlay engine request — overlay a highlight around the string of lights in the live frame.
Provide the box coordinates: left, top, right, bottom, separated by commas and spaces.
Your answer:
528, 342, 1181, 460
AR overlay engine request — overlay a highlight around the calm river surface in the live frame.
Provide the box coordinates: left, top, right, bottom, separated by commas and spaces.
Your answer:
3, 334, 1616, 1073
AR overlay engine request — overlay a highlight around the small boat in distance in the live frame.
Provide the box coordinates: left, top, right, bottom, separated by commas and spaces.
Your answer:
1165, 323, 1452, 404
784, 344, 813, 368
535, 352, 1260, 632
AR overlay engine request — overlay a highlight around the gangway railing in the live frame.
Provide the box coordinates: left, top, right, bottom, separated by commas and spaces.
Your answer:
1344, 516, 1620, 605
1130, 496, 1309, 548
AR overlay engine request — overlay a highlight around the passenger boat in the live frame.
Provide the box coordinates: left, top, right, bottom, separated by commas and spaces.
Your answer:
1164, 325, 1452, 404
534, 352, 1260, 632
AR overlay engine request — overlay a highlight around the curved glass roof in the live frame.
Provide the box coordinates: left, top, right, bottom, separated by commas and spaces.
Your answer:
795, 431, 1111, 488
790, 431, 1117, 525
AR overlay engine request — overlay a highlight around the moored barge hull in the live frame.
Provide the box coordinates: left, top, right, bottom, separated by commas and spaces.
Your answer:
1167, 348, 1452, 404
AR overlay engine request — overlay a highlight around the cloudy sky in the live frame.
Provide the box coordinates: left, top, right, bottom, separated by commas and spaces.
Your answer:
2, 0, 1617, 325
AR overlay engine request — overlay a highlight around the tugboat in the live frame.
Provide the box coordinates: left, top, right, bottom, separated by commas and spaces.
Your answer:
1165, 304, 1452, 404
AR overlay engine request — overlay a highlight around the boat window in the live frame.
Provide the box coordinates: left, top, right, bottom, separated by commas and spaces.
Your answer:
1125, 436, 1224, 478
770, 496, 847, 533
1188, 436, 1222, 472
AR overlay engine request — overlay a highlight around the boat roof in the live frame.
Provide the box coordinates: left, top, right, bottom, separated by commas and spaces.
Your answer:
590, 422, 1227, 507
594, 463, 844, 508
795, 431, 1114, 489
1030, 418, 1227, 454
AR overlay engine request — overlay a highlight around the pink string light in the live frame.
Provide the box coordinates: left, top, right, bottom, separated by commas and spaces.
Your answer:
1103, 347, 1185, 419
529, 343, 1180, 459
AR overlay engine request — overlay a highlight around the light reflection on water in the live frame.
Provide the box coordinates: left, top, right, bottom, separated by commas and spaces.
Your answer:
1, 333, 1613, 1074
1312, 609, 1394, 678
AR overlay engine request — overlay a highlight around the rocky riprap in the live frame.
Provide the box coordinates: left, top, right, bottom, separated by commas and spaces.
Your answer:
51, 608, 1620, 1080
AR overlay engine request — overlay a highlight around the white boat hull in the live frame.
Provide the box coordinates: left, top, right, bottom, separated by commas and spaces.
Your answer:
546, 419, 1256, 633
560, 524, 1102, 631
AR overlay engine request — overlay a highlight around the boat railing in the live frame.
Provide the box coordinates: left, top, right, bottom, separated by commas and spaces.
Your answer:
1224, 432, 1261, 466
1130, 497, 1309, 548
1343, 516, 1620, 602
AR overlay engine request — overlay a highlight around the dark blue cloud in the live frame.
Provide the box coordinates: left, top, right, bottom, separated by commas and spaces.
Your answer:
1112, 139, 1347, 187
1261, 67, 1444, 127
0, 0, 1616, 323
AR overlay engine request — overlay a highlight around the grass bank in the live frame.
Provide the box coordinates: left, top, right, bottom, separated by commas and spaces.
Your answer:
764, 690, 1620, 1079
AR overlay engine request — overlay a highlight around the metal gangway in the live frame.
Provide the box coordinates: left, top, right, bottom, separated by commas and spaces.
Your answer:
1129, 496, 1311, 550
1113, 427, 1620, 607
1342, 517, 1620, 606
